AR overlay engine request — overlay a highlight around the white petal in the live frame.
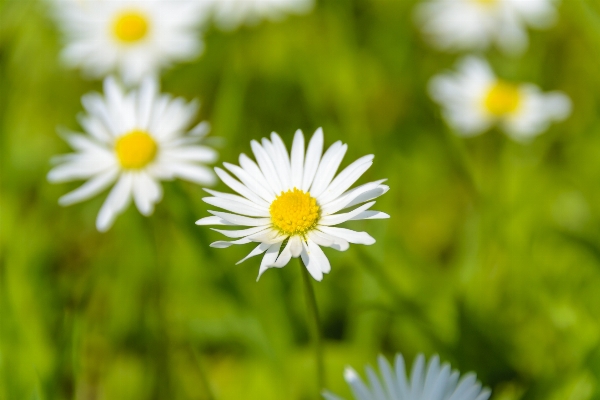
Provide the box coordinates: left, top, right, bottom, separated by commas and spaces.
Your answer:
257, 242, 283, 280
394, 354, 410, 398
137, 76, 158, 130
321, 180, 387, 215
208, 211, 271, 227
344, 367, 371, 400
309, 141, 347, 198
168, 163, 216, 185
214, 167, 269, 207
304, 239, 331, 277
224, 162, 275, 204
203, 196, 269, 217
311, 230, 349, 252
289, 235, 303, 257
212, 226, 270, 239
318, 226, 375, 245
195, 215, 236, 226
377, 355, 400, 400
58, 167, 119, 206
95, 172, 134, 232
210, 238, 252, 248
301, 127, 324, 191
320, 201, 376, 226
167, 146, 218, 163
267, 133, 292, 188
271, 238, 293, 268
317, 155, 373, 204
290, 129, 305, 188
237, 242, 271, 265
251, 140, 283, 194
239, 153, 276, 200
409, 354, 426, 399
132, 172, 162, 216
350, 210, 390, 221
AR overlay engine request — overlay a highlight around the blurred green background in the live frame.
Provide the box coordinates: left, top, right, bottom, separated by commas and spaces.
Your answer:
3, 0, 600, 399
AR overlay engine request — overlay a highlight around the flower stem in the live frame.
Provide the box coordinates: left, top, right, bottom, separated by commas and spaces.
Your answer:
299, 259, 326, 391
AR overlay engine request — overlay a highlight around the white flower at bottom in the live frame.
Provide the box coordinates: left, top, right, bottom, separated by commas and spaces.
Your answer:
48, 77, 217, 232
323, 354, 491, 400
429, 56, 571, 141
51, 0, 209, 84
209, 0, 314, 30
196, 128, 389, 281
415, 0, 558, 54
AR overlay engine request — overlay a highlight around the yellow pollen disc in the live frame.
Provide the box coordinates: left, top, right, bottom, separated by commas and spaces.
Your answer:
474, 0, 497, 5
484, 81, 522, 117
115, 130, 157, 169
113, 11, 149, 43
270, 188, 320, 236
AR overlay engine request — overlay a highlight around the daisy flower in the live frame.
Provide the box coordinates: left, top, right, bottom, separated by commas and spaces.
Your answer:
48, 76, 217, 232
209, 0, 314, 30
195, 128, 389, 281
428, 56, 571, 141
51, 0, 209, 84
415, 0, 558, 54
323, 353, 491, 400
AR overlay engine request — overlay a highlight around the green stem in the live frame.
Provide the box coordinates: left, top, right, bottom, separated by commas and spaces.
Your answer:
299, 259, 325, 391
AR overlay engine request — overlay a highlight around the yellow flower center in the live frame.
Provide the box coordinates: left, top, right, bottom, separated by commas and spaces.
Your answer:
113, 11, 149, 43
474, 0, 497, 5
270, 188, 320, 236
484, 81, 522, 117
115, 130, 157, 169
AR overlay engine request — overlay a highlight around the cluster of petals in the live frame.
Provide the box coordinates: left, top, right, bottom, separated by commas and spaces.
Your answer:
415, 0, 558, 54
48, 77, 217, 232
196, 128, 389, 281
323, 353, 491, 400
428, 56, 571, 140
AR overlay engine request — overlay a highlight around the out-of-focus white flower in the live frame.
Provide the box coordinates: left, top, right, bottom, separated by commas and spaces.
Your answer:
428, 56, 571, 141
48, 77, 217, 232
209, 0, 313, 30
196, 128, 389, 281
415, 0, 558, 54
323, 353, 491, 400
52, 0, 209, 84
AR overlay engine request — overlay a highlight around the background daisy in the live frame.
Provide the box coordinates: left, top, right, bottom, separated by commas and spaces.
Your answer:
428, 56, 571, 140
196, 128, 389, 281
415, 0, 558, 54
51, 0, 209, 84
323, 353, 491, 400
48, 76, 217, 231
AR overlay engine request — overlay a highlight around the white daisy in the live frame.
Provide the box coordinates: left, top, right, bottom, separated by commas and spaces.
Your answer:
48, 76, 217, 232
209, 0, 313, 30
51, 0, 209, 84
428, 56, 571, 141
195, 128, 389, 281
415, 0, 558, 54
322, 354, 492, 400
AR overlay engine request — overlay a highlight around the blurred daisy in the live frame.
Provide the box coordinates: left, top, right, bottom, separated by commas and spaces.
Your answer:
48, 77, 217, 232
428, 56, 571, 141
52, 0, 208, 84
210, 0, 313, 30
323, 353, 491, 400
415, 0, 558, 54
196, 128, 389, 281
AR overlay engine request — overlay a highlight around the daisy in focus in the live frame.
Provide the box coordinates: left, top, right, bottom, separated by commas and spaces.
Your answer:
415, 0, 558, 54
51, 0, 208, 84
322, 353, 491, 400
209, 0, 313, 30
48, 77, 217, 232
428, 56, 571, 141
196, 128, 389, 281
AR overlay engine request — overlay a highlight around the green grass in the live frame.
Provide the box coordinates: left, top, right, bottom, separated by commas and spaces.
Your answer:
2, 0, 600, 399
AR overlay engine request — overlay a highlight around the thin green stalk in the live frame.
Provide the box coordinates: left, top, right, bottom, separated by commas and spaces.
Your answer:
299, 259, 325, 392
